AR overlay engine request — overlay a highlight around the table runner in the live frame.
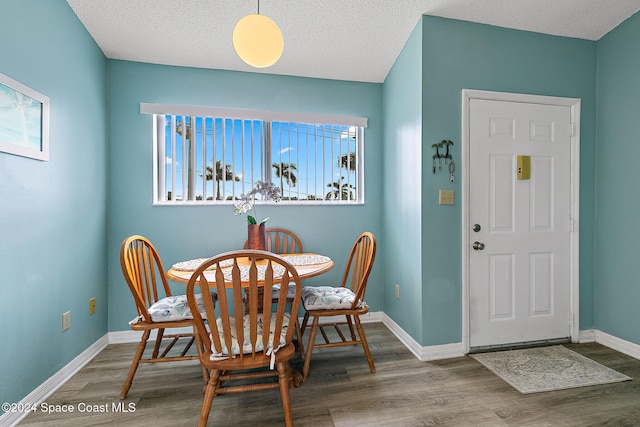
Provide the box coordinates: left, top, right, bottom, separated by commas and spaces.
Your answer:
172, 254, 330, 272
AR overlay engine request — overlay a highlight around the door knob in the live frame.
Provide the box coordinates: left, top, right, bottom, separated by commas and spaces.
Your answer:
473, 224, 481, 232
473, 241, 485, 250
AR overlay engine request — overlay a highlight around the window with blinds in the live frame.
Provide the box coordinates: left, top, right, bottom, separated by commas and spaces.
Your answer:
143, 104, 366, 205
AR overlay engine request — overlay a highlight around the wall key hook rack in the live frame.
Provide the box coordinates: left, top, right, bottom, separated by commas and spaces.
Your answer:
432, 140, 455, 182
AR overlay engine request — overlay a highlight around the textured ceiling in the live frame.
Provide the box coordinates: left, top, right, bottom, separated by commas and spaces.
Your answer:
66, 0, 640, 83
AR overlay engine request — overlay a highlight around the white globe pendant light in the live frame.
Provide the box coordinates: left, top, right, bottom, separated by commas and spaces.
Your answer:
232, 2, 283, 68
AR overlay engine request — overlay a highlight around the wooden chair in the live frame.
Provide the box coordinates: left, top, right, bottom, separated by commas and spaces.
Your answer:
244, 227, 305, 356
119, 235, 207, 399
300, 231, 377, 380
186, 250, 302, 427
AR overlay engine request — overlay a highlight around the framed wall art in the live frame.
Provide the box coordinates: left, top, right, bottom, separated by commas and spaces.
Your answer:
0, 72, 49, 161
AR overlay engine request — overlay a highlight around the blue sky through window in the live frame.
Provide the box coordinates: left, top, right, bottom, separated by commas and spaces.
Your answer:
163, 115, 358, 202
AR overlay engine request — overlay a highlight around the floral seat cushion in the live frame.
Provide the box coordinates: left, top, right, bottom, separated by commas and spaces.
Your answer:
131, 294, 208, 324
301, 286, 364, 310
211, 313, 290, 360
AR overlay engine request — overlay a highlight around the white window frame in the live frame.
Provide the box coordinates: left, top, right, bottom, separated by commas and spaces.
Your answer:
141, 103, 367, 206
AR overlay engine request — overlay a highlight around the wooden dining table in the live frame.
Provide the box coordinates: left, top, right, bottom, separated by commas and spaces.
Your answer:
166, 252, 334, 285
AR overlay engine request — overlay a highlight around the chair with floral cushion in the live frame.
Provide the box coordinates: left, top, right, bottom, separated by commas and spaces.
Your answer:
244, 227, 305, 356
300, 231, 377, 380
186, 250, 302, 427
119, 235, 208, 399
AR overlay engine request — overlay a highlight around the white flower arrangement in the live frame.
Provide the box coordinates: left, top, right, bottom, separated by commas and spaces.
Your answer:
233, 180, 281, 224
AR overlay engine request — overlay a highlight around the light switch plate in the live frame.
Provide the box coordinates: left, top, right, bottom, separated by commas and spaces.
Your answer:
62, 311, 71, 331
439, 189, 454, 205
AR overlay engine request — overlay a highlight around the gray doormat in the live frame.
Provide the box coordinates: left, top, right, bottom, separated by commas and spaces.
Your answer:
471, 345, 632, 394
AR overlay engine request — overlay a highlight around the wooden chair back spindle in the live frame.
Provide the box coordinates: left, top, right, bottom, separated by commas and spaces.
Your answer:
120, 235, 173, 323
186, 249, 302, 427
340, 231, 376, 308
243, 228, 305, 356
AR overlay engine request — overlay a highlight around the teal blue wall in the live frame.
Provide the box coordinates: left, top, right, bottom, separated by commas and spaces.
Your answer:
382, 23, 424, 339
402, 16, 597, 346
106, 61, 384, 331
594, 12, 640, 342
0, 0, 108, 408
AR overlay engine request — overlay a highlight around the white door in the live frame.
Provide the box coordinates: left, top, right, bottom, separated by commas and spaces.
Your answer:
468, 98, 572, 349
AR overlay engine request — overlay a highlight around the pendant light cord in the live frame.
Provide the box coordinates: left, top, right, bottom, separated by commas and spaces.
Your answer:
257, 0, 260, 15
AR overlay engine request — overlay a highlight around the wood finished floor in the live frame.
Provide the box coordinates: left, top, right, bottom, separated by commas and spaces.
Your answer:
19, 323, 640, 426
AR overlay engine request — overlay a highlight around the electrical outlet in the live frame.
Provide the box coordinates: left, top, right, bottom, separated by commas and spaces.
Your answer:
89, 297, 96, 315
62, 311, 71, 331
395, 284, 400, 300
439, 189, 454, 205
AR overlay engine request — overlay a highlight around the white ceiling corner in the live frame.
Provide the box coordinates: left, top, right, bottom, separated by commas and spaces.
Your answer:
66, 0, 640, 83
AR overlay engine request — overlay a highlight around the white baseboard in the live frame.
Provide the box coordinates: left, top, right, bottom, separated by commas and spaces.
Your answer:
578, 328, 596, 343
382, 313, 423, 359
420, 342, 466, 361
379, 322, 611, 362
594, 330, 640, 360
382, 313, 465, 361
388, 327, 640, 362
0, 335, 109, 427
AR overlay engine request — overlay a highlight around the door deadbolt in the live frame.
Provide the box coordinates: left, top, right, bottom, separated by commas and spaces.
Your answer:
473, 224, 481, 232
472, 241, 485, 250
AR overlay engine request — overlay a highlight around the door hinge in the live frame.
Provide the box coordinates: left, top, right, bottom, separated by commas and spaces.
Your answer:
570, 216, 575, 232
570, 123, 576, 137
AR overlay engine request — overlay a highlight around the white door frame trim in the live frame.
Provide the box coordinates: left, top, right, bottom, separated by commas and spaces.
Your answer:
461, 89, 581, 353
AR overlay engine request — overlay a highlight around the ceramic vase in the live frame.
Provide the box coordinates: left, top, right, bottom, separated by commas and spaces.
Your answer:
247, 223, 266, 251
